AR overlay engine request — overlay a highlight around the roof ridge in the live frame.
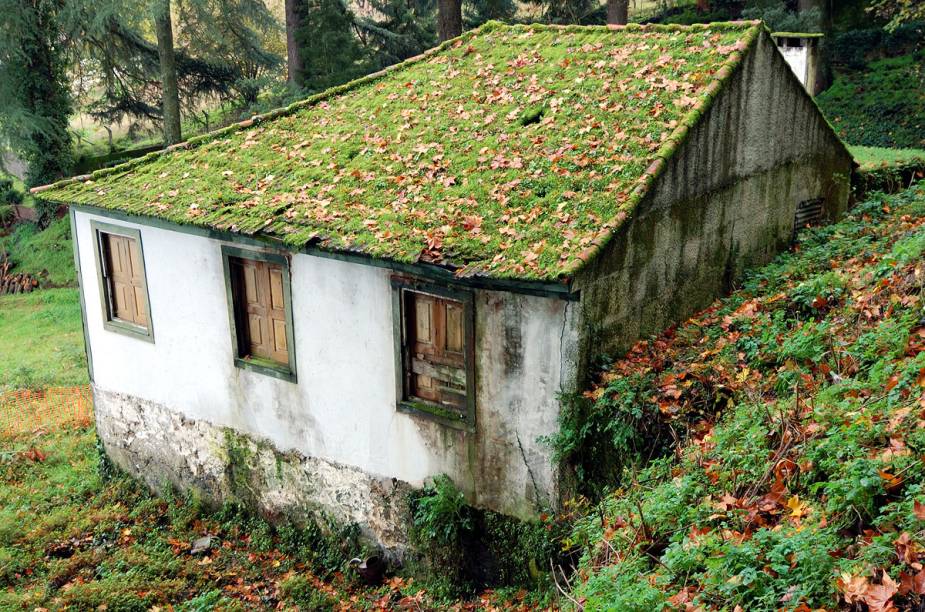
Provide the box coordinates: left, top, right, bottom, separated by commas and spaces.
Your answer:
32, 20, 762, 196
560, 20, 764, 277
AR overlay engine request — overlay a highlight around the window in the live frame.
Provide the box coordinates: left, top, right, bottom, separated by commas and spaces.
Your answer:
91, 222, 153, 341
393, 278, 475, 429
222, 246, 296, 382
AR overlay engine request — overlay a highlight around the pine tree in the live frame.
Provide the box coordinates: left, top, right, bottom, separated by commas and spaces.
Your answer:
355, 0, 436, 68
463, 0, 514, 28
0, 0, 74, 187
295, 0, 366, 94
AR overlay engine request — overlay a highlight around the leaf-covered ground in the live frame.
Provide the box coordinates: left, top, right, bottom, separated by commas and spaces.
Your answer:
566, 184, 925, 610
39, 22, 757, 280
0, 423, 554, 610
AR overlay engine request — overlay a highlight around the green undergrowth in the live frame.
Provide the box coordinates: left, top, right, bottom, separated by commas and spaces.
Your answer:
0, 289, 86, 392
0, 216, 75, 286
0, 423, 564, 608
818, 46, 925, 149
404, 474, 567, 603
0, 426, 546, 609
561, 184, 925, 609
852, 145, 925, 172
39, 22, 757, 280
851, 145, 925, 196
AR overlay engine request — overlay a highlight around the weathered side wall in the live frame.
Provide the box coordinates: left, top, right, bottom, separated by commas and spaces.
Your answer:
74, 209, 579, 552
574, 30, 853, 366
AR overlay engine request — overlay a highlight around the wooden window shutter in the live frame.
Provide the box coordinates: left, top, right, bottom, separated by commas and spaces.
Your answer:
101, 232, 148, 329
404, 290, 468, 417
231, 257, 289, 366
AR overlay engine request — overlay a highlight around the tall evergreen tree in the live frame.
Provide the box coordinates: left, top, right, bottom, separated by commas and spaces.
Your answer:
0, 0, 74, 186
525, 0, 600, 24
463, 0, 514, 28
295, 0, 366, 93
355, 0, 436, 67
78, 0, 279, 138
175, 0, 282, 105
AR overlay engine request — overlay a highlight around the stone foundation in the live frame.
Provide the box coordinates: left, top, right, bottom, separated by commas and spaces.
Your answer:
93, 385, 414, 558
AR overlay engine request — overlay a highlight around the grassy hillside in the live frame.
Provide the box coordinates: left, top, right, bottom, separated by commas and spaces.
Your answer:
562, 184, 925, 609
0, 217, 75, 286
818, 44, 925, 149
0, 289, 86, 391
851, 145, 925, 172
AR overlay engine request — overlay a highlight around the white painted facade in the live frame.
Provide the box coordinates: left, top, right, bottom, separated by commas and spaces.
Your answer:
73, 208, 579, 543
772, 34, 822, 94
778, 44, 809, 86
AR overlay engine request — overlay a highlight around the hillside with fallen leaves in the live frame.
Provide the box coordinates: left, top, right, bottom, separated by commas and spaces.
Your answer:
561, 184, 925, 610
37, 22, 757, 280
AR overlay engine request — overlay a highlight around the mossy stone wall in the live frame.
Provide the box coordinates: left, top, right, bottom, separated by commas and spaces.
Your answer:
572, 30, 853, 373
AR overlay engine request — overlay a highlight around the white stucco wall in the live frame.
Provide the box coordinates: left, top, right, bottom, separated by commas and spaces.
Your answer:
74, 209, 577, 531
778, 44, 809, 87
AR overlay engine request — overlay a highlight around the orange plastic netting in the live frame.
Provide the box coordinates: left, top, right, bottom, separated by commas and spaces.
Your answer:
0, 386, 93, 435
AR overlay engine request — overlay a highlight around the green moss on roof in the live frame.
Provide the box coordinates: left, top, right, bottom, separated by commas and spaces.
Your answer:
38, 21, 761, 280
770, 31, 824, 38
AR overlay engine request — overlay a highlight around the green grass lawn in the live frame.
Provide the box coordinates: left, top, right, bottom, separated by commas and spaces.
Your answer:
0, 289, 86, 392
0, 426, 335, 610
851, 145, 925, 171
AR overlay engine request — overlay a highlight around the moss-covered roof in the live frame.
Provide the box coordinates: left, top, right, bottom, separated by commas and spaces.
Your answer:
36, 21, 762, 281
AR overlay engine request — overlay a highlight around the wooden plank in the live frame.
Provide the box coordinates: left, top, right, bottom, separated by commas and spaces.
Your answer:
269, 267, 285, 310
411, 357, 467, 387
446, 302, 463, 353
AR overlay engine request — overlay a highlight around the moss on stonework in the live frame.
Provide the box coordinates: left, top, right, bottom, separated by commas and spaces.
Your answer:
37, 21, 762, 281
222, 428, 270, 504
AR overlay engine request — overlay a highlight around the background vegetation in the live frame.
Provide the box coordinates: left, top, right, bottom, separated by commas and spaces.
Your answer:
1, 0, 924, 608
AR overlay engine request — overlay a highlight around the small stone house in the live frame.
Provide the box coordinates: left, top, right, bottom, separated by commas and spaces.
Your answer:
36, 21, 852, 554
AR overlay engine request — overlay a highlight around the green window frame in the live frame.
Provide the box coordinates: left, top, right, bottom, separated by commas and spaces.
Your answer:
221, 245, 297, 383
392, 276, 476, 431
90, 220, 155, 342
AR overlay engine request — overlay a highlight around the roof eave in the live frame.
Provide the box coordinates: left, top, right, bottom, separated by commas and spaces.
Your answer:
67, 201, 579, 300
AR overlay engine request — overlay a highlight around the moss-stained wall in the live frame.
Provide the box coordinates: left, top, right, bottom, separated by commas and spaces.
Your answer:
573, 30, 853, 369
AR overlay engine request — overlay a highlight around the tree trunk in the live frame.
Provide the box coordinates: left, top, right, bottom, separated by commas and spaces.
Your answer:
285, 0, 304, 88
607, 0, 629, 24
437, 0, 462, 42
154, 0, 182, 146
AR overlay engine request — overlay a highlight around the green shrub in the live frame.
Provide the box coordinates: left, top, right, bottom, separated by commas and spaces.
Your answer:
408, 475, 561, 597
411, 474, 472, 548
0, 177, 23, 206
279, 574, 336, 611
